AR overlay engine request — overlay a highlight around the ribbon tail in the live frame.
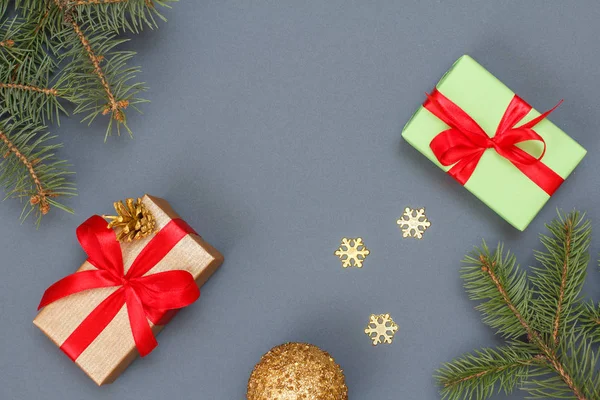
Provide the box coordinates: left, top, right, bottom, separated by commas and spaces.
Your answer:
518, 100, 563, 129
38, 269, 119, 310
150, 309, 180, 326
447, 150, 486, 185
125, 288, 157, 357
60, 288, 125, 362
508, 148, 564, 196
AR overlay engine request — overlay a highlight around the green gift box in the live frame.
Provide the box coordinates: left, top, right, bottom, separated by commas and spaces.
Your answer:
401, 55, 586, 231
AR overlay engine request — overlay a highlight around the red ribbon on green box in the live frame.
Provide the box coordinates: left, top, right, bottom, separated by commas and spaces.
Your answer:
424, 88, 564, 196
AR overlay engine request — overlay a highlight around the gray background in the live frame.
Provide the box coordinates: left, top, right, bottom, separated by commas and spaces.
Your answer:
2, 1, 600, 399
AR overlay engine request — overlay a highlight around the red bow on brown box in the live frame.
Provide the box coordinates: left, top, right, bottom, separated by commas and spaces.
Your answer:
34, 195, 223, 385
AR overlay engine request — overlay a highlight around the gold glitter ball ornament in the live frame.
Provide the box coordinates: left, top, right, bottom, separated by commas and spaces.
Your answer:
247, 342, 348, 400
103, 197, 157, 242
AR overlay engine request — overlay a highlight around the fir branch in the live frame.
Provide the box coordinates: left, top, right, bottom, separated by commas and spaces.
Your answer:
74, 0, 130, 4
16, 0, 152, 137
0, 79, 65, 124
40, 0, 148, 137
579, 259, 600, 345
0, 15, 39, 63
73, 0, 175, 33
524, 330, 600, 399
462, 243, 533, 340
580, 301, 600, 341
67, 16, 124, 119
54, 24, 146, 137
0, 129, 46, 205
24, 2, 64, 51
553, 220, 573, 343
437, 345, 545, 400
33, 6, 50, 35
0, 119, 75, 224
0, 0, 172, 222
438, 212, 597, 400
481, 254, 532, 334
52, 0, 129, 127
531, 212, 590, 344
478, 251, 586, 398
0, 82, 58, 95
1, 17, 66, 125
14, 0, 50, 16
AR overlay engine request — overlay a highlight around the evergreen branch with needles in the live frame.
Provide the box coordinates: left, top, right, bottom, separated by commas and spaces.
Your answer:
437, 211, 600, 400
0, 0, 173, 224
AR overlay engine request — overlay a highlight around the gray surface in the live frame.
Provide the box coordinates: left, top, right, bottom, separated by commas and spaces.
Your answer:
2, 1, 600, 399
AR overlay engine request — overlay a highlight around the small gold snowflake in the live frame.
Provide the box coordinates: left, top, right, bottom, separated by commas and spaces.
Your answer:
397, 207, 431, 239
334, 237, 370, 268
364, 314, 399, 346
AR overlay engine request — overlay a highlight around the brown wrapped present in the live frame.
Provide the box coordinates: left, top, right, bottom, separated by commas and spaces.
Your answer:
34, 195, 223, 385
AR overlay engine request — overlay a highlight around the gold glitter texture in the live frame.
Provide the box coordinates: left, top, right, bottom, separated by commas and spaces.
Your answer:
247, 342, 348, 400
334, 237, 370, 268
364, 314, 399, 346
397, 207, 431, 239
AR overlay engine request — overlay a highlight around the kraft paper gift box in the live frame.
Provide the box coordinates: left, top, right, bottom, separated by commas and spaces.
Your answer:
34, 195, 224, 385
402, 55, 586, 230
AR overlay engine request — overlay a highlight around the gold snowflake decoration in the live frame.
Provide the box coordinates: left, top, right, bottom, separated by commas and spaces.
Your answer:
397, 207, 431, 239
364, 314, 399, 346
334, 237, 370, 268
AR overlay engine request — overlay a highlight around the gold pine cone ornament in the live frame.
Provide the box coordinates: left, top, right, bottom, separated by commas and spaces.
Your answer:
247, 342, 348, 400
103, 198, 157, 242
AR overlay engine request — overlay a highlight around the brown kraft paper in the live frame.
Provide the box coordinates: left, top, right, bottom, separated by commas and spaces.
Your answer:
33, 194, 224, 385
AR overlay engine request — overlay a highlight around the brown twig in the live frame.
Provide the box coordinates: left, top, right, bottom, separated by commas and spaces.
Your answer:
545, 355, 585, 400
0, 82, 58, 96
553, 218, 573, 344
34, 6, 51, 35
73, 0, 129, 4
0, 130, 50, 215
480, 255, 587, 400
0, 39, 15, 48
53, 0, 127, 122
71, 0, 155, 6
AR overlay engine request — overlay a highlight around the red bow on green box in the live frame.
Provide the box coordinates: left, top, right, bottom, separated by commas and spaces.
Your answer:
424, 88, 564, 196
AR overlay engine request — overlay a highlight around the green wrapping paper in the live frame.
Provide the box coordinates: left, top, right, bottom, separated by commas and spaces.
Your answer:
401, 55, 586, 231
